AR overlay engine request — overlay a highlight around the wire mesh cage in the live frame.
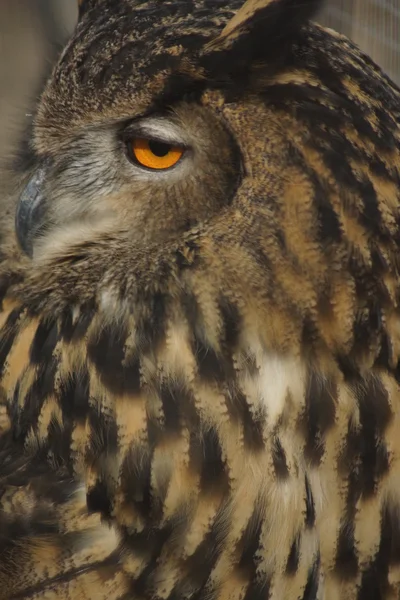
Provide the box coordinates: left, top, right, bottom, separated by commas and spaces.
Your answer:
319, 0, 400, 84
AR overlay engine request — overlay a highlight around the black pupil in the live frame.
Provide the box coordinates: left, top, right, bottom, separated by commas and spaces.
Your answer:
148, 140, 172, 157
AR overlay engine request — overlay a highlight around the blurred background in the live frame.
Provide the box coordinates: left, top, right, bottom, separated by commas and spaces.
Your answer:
0, 0, 399, 166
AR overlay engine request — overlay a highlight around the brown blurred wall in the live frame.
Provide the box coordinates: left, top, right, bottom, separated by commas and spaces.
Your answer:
0, 0, 77, 161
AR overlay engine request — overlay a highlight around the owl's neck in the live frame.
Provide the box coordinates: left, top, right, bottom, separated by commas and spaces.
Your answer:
82, 351, 327, 596
4, 297, 392, 597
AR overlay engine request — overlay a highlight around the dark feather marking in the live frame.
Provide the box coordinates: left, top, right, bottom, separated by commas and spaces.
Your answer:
97, 40, 147, 85
305, 475, 315, 528
200, 0, 321, 76
374, 331, 393, 371
285, 141, 342, 244
181, 294, 235, 383
124, 509, 187, 562
12, 357, 58, 440
310, 167, 343, 244
153, 72, 206, 113
243, 575, 271, 600
179, 505, 231, 598
0, 273, 24, 309
286, 533, 301, 574
180, 289, 201, 332
237, 500, 264, 570
60, 303, 95, 342
356, 377, 392, 497
272, 435, 289, 479
0, 308, 24, 374
159, 380, 182, 434
193, 335, 232, 384
0, 456, 81, 564
29, 317, 59, 364
218, 296, 242, 351
335, 353, 361, 380
339, 449, 362, 523
59, 368, 90, 422
77, 30, 121, 84
46, 415, 74, 471
175, 239, 201, 270
70, 306, 95, 342
86, 404, 119, 461
358, 177, 384, 235
301, 553, 320, 600
87, 479, 112, 517
148, 382, 199, 448
88, 322, 141, 396
335, 521, 358, 579
383, 503, 400, 565
199, 426, 228, 492
300, 314, 320, 352
181, 290, 235, 383
27, 472, 76, 507
120, 444, 153, 521
136, 292, 167, 353
357, 503, 398, 600
303, 372, 336, 465
130, 519, 187, 598
225, 389, 265, 451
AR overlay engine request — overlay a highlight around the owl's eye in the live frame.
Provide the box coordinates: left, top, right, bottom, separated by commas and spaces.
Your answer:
127, 138, 185, 170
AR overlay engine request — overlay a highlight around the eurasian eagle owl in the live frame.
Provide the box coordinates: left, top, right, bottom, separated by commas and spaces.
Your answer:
1, 0, 400, 598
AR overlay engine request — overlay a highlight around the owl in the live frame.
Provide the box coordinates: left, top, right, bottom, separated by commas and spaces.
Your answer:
1, 0, 400, 598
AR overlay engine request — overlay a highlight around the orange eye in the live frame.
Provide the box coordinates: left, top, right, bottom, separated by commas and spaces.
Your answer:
128, 138, 184, 170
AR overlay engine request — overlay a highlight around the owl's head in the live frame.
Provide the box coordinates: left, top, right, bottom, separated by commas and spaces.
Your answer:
17, 0, 324, 257
13, 0, 400, 367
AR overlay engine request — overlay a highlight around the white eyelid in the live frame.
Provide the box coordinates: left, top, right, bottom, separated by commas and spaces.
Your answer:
133, 117, 188, 146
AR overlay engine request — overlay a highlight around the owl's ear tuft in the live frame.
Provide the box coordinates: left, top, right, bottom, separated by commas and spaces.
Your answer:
201, 0, 323, 72
77, 0, 146, 18
77, 0, 91, 18
77, 0, 104, 18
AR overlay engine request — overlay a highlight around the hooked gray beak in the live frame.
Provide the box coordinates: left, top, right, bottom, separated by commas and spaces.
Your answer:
15, 166, 48, 257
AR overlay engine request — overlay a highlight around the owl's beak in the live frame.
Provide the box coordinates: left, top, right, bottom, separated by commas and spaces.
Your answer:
15, 166, 47, 258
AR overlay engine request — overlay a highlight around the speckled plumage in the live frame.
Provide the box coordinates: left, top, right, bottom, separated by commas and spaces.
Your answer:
1, 0, 400, 598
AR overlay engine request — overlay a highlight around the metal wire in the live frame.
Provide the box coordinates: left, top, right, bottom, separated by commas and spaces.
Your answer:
319, 0, 400, 84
